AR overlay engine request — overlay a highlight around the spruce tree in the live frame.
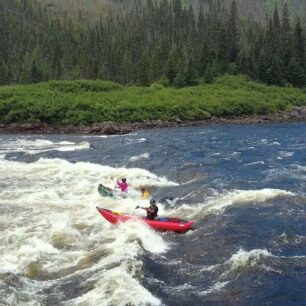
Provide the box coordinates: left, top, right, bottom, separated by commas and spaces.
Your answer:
184, 59, 198, 86
0, 61, 10, 85
287, 56, 306, 87
173, 71, 186, 88
267, 55, 285, 86
293, 18, 305, 69
228, 0, 239, 62
165, 48, 179, 85
281, 3, 292, 66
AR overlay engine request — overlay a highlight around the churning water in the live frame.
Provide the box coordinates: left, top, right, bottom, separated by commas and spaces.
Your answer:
0, 123, 305, 305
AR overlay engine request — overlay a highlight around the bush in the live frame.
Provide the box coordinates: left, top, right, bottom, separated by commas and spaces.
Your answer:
150, 83, 164, 90
0, 76, 305, 125
155, 76, 170, 87
48, 80, 122, 93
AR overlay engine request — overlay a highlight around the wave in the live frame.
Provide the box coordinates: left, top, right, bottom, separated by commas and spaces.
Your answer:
261, 139, 281, 146
278, 151, 294, 158
125, 137, 147, 146
0, 156, 177, 304
204, 188, 293, 213
265, 165, 306, 183
226, 248, 273, 270
0, 138, 90, 156
169, 188, 294, 221
244, 161, 265, 166
199, 281, 229, 296
129, 153, 150, 162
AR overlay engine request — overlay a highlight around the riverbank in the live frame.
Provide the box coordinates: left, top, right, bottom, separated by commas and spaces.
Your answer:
1, 106, 305, 135
1, 75, 306, 134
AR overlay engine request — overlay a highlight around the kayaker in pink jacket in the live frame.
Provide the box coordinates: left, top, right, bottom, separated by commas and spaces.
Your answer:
116, 178, 128, 192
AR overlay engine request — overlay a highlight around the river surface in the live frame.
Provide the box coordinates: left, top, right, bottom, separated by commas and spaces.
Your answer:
0, 123, 306, 306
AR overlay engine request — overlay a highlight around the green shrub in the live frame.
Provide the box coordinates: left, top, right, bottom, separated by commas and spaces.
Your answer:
150, 83, 164, 90
48, 80, 122, 93
0, 75, 305, 125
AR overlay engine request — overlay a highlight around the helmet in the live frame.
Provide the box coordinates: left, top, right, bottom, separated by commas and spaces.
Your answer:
122, 178, 126, 182
150, 199, 156, 204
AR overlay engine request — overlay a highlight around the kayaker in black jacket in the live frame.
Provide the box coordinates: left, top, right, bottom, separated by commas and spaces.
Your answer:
137, 199, 159, 220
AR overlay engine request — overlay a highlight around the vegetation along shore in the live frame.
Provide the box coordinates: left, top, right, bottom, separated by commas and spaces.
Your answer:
0, 75, 306, 135
1, 0, 306, 134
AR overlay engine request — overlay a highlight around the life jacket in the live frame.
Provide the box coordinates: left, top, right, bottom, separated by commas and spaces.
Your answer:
147, 205, 158, 219
141, 191, 150, 200
118, 181, 128, 192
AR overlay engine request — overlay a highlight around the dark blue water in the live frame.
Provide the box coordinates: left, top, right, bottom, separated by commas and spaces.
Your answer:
1, 123, 306, 306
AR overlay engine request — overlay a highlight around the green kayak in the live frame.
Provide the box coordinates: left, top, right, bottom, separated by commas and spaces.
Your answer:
98, 184, 116, 197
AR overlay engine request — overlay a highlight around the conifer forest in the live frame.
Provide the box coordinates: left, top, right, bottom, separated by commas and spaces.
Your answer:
0, 0, 305, 88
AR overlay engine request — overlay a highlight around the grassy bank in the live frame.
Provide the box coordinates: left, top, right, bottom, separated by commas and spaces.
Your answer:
0, 75, 305, 126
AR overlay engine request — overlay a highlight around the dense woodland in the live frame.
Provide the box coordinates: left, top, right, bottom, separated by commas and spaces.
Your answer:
0, 0, 306, 88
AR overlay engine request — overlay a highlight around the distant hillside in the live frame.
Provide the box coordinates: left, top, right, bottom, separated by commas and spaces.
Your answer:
1, 0, 305, 87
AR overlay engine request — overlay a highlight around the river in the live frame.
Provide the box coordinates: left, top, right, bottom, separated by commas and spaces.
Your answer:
0, 123, 306, 305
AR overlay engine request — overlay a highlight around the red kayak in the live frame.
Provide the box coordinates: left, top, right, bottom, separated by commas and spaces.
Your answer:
96, 207, 194, 233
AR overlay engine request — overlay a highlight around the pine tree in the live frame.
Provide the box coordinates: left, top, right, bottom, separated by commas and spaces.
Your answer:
184, 59, 198, 86
267, 55, 285, 86
217, 26, 228, 68
237, 52, 254, 76
287, 56, 306, 87
199, 43, 210, 77
293, 18, 305, 69
257, 50, 269, 84
272, 7, 281, 55
228, 0, 239, 62
281, 3, 291, 66
165, 47, 179, 84
30, 59, 43, 83
137, 53, 150, 86
0, 61, 10, 85
204, 62, 219, 84
197, 6, 205, 43
173, 71, 186, 88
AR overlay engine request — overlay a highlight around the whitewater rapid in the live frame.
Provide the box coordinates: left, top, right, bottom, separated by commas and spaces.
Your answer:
0, 138, 175, 305
0, 125, 305, 305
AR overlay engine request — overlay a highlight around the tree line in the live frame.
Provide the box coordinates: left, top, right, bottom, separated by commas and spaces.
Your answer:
0, 0, 305, 88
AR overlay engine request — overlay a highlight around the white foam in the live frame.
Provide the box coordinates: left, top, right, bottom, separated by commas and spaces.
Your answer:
126, 137, 147, 145
129, 153, 150, 162
296, 165, 306, 171
0, 138, 90, 156
278, 151, 294, 158
244, 161, 265, 166
173, 188, 295, 220
227, 248, 273, 270
181, 178, 198, 185
261, 139, 268, 144
265, 166, 306, 182
66, 265, 162, 306
0, 156, 173, 304
199, 281, 229, 296
205, 188, 294, 213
